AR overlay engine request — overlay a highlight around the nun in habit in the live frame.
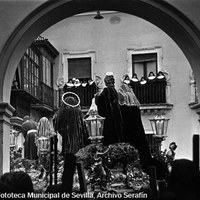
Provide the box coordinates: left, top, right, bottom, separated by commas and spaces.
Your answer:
54, 92, 88, 156
118, 74, 152, 167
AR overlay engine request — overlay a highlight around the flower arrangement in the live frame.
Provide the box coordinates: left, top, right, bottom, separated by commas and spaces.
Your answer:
10, 149, 50, 192
10, 143, 150, 193
75, 143, 150, 192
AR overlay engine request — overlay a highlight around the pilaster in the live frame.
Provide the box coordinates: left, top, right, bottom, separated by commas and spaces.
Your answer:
0, 102, 15, 175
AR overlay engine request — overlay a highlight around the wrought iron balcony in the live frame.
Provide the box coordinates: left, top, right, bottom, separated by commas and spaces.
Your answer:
130, 79, 167, 104
59, 79, 167, 110
62, 83, 97, 108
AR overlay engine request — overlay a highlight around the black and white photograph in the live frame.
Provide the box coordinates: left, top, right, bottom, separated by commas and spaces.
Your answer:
0, 0, 200, 199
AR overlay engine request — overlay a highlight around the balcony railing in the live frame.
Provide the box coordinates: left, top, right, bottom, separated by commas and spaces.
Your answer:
59, 79, 167, 108
130, 79, 167, 104
62, 83, 97, 108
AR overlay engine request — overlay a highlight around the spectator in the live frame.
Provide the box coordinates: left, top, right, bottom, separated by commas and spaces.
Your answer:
0, 181, 13, 193
160, 159, 199, 200
0, 171, 34, 199
11, 80, 19, 89
147, 71, 156, 81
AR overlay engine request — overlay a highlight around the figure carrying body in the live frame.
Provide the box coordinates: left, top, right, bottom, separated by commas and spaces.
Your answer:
95, 72, 123, 145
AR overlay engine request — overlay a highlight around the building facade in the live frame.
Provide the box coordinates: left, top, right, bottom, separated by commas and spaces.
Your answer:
42, 11, 200, 160
10, 36, 59, 123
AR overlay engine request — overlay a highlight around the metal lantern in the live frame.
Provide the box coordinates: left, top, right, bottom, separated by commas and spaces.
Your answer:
149, 114, 170, 139
85, 110, 105, 143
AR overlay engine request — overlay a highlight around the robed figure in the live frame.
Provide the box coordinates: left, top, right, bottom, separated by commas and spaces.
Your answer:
54, 92, 88, 155
95, 72, 123, 145
118, 74, 152, 167
21, 115, 38, 160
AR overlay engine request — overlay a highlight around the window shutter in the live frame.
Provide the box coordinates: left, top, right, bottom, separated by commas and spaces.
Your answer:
68, 58, 91, 80
132, 53, 157, 63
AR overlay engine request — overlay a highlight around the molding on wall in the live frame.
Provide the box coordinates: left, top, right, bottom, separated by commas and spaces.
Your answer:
140, 103, 173, 115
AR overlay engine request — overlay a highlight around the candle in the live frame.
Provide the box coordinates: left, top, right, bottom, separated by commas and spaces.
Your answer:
96, 121, 101, 136
156, 120, 164, 135
10, 132, 15, 145
91, 121, 97, 136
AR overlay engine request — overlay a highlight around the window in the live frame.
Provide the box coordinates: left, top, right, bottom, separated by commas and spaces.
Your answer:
127, 47, 162, 79
127, 47, 167, 104
132, 53, 157, 79
62, 51, 95, 83
42, 55, 52, 87
68, 57, 91, 81
22, 47, 39, 97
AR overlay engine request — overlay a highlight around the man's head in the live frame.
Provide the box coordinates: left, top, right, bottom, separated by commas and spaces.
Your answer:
169, 142, 177, 150
13, 80, 18, 86
104, 72, 115, 87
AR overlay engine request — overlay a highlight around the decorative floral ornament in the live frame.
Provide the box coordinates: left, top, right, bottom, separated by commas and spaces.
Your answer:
56, 77, 64, 87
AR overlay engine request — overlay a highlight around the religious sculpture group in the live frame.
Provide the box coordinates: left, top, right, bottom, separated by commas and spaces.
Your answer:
10, 71, 175, 194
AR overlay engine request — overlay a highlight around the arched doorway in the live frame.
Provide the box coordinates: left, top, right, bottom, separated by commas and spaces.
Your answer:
1, 0, 200, 173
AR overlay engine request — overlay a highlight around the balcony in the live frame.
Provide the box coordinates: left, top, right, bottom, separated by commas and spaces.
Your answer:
11, 81, 57, 117
30, 82, 55, 113
130, 78, 173, 114
58, 77, 173, 113
61, 83, 97, 109
40, 83, 54, 107
130, 79, 166, 104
